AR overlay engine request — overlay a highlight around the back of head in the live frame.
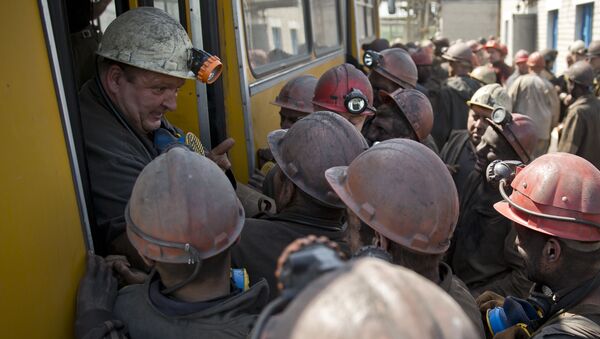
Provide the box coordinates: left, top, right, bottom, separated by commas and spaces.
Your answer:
268, 111, 368, 208
262, 258, 478, 339
382, 88, 434, 141
373, 48, 418, 89
97, 7, 194, 79
565, 60, 594, 87
526, 52, 545, 72
326, 139, 459, 254
312, 64, 375, 116
271, 75, 318, 114
442, 42, 473, 66
127, 147, 244, 264
468, 83, 512, 112
470, 66, 497, 85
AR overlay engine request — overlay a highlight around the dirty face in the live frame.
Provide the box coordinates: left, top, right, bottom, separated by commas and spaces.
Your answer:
474, 126, 517, 172
467, 105, 492, 145
487, 48, 501, 63
516, 62, 529, 75
279, 108, 308, 129
369, 72, 399, 107
363, 104, 416, 145
111, 65, 185, 135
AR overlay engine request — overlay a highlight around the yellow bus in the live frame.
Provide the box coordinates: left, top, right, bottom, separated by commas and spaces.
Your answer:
0, 0, 380, 337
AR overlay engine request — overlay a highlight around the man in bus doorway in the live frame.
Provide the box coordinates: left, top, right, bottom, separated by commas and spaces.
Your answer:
79, 7, 233, 267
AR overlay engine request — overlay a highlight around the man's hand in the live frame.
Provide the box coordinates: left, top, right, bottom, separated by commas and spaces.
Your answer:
77, 252, 118, 316
206, 138, 235, 171
105, 255, 148, 286
476, 290, 505, 314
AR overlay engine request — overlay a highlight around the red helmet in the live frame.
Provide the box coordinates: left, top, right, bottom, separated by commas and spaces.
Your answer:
313, 63, 376, 116
495, 153, 600, 242
514, 49, 529, 64
410, 47, 433, 66
271, 75, 318, 114
488, 112, 538, 164
526, 52, 545, 69
484, 40, 501, 51
365, 48, 418, 88
382, 88, 433, 142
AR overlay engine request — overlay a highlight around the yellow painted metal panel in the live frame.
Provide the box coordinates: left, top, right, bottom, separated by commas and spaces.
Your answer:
165, 81, 201, 136
250, 55, 345, 151
0, 3, 86, 338
218, 0, 250, 183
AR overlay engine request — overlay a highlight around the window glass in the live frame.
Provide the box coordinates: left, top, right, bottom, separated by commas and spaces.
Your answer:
576, 3, 594, 46
356, 4, 366, 40
355, 1, 375, 42
244, 0, 309, 74
153, 0, 181, 23
310, 0, 342, 54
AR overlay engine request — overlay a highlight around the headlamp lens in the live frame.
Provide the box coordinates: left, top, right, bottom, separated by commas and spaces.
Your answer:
347, 97, 366, 113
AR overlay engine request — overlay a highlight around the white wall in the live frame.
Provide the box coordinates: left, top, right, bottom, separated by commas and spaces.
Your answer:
440, 0, 499, 41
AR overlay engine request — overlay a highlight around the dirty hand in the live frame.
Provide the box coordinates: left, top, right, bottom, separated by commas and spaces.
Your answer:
77, 252, 118, 316
206, 138, 235, 171
476, 290, 506, 314
105, 255, 148, 285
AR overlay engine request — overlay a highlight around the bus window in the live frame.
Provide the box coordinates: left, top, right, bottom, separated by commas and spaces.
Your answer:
153, 0, 187, 29
310, 0, 342, 55
356, 0, 376, 42
244, 0, 310, 76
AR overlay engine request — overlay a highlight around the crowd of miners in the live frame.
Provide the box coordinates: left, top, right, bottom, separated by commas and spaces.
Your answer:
74, 7, 600, 339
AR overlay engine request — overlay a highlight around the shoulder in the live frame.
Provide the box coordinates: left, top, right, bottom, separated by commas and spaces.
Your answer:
533, 305, 600, 339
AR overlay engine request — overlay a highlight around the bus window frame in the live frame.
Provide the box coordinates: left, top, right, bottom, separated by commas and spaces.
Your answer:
356, 0, 377, 46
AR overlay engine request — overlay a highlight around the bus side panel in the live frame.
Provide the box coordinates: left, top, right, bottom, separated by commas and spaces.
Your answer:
217, 0, 250, 183
250, 56, 346, 151
0, 3, 86, 338
167, 80, 201, 136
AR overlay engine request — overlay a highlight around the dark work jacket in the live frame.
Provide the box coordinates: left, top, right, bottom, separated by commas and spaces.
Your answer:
557, 94, 600, 169
492, 61, 513, 85
231, 209, 348, 300
532, 304, 600, 338
113, 274, 269, 339
440, 130, 476, 200
79, 78, 181, 253
431, 75, 481, 148
439, 262, 486, 338
447, 171, 532, 298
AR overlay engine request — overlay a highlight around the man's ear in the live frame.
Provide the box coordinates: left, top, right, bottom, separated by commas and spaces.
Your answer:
374, 231, 391, 252
104, 64, 125, 95
543, 238, 562, 263
274, 167, 295, 212
139, 251, 155, 268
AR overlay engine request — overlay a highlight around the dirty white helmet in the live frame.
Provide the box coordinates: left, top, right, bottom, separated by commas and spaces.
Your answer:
97, 7, 195, 79
467, 83, 512, 112
569, 40, 587, 55
469, 66, 497, 85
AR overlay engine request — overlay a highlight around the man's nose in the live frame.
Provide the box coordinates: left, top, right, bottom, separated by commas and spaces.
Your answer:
162, 91, 178, 111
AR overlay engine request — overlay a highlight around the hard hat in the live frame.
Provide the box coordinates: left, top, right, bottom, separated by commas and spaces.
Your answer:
487, 113, 537, 164
469, 66, 497, 85
565, 60, 594, 87
514, 49, 530, 64
442, 42, 473, 65
262, 258, 479, 339
540, 48, 558, 62
499, 43, 509, 56
97, 7, 222, 83
586, 41, 600, 57
494, 153, 600, 242
271, 75, 318, 114
569, 40, 587, 55
126, 147, 244, 264
381, 88, 434, 142
98, 7, 194, 79
325, 139, 459, 254
364, 48, 418, 89
467, 83, 512, 112
410, 47, 433, 66
466, 40, 482, 52
484, 40, 502, 51
269, 111, 368, 208
526, 52, 545, 69
313, 64, 376, 116
361, 38, 390, 52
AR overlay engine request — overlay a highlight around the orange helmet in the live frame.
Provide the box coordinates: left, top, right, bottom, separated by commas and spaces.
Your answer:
325, 139, 459, 254
514, 49, 530, 64
126, 147, 244, 264
271, 75, 318, 114
484, 40, 501, 51
494, 153, 600, 242
313, 64, 376, 116
381, 88, 434, 142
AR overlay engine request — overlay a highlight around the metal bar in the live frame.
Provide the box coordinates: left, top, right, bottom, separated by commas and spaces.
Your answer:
189, 0, 212, 150
232, 0, 256, 179
38, 0, 94, 251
